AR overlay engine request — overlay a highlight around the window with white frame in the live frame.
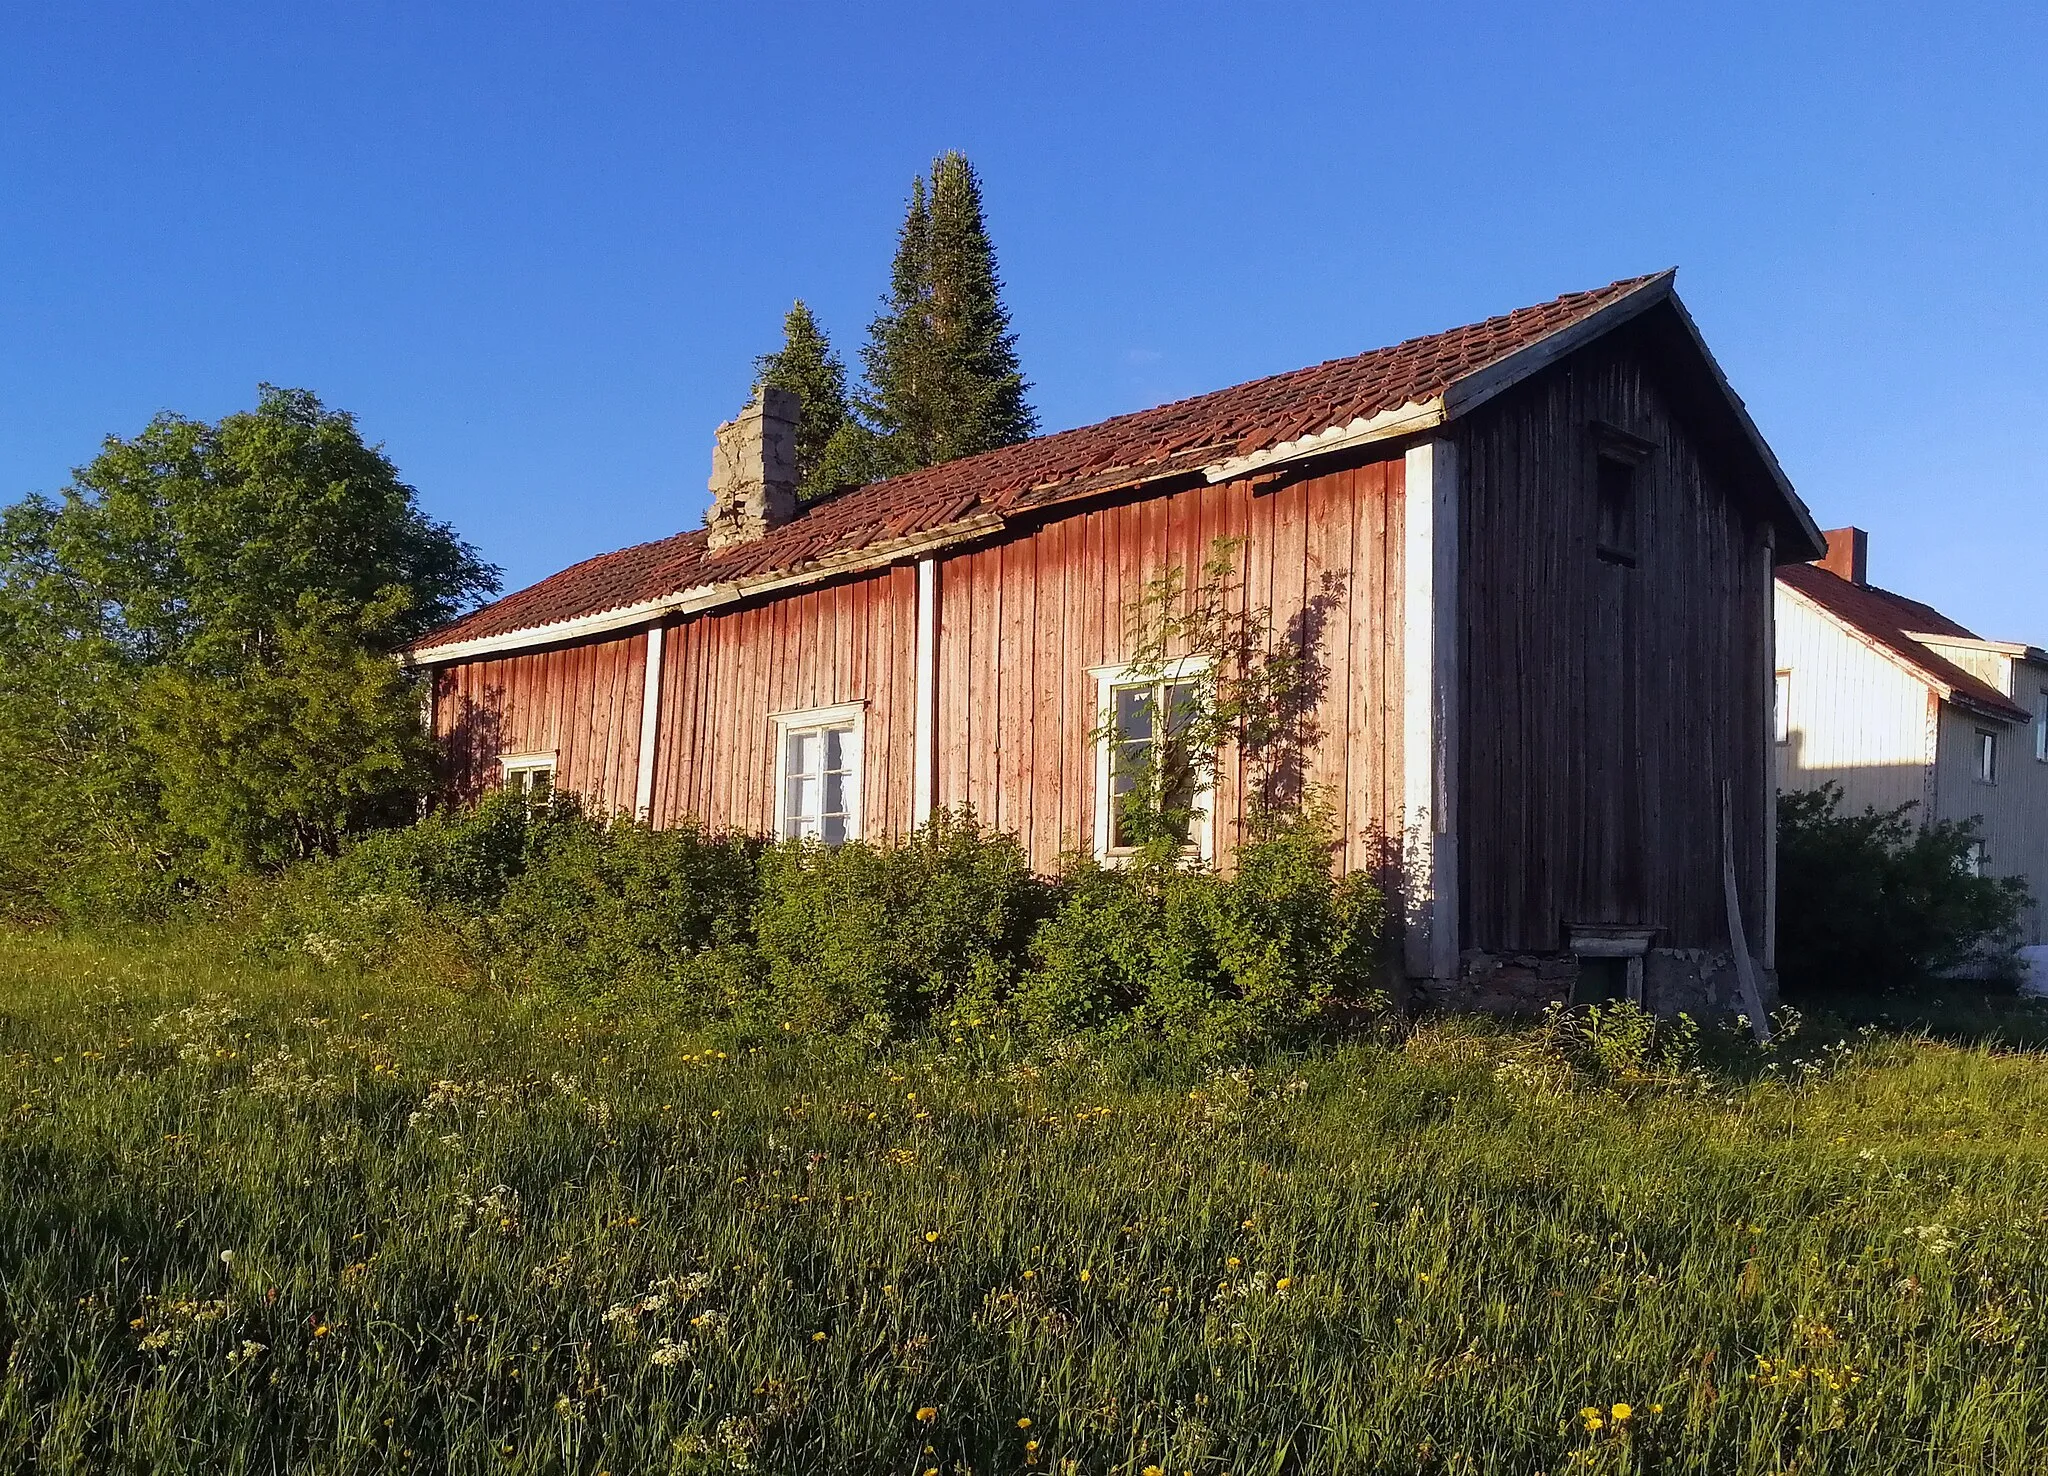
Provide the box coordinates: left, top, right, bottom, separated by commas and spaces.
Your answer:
2036, 688, 2047, 762
500, 753, 557, 809
773, 703, 863, 844
1774, 670, 1792, 745
1965, 840, 1990, 879
1092, 658, 1213, 862
1975, 728, 1999, 785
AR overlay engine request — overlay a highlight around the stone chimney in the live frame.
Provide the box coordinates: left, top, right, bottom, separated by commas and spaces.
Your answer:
1815, 526, 1868, 586
705, 386, 799, 551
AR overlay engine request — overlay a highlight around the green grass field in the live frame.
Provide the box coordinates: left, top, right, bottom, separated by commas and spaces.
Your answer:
5, 933, 2048, 1474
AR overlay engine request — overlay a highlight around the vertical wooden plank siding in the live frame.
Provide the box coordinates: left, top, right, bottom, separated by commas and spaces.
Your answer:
1771, 585, 1942, 816
646, 564, 919, 839
929, 457, 1408, 875
431, 629, 648, 816
432, 458, 1409, 883
1453, 332, 1773, 953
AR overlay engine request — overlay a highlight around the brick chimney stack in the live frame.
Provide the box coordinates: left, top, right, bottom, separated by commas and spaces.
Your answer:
1816, 526, 1868, 587
705, 387, 799, 551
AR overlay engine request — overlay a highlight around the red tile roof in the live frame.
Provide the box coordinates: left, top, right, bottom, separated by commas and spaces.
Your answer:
1777, 563, 2030, 722
418, 272, 1689, 655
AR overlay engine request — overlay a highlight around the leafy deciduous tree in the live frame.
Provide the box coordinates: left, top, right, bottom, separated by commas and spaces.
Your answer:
0, 386, 499, 913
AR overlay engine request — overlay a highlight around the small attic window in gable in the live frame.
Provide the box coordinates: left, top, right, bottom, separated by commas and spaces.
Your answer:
1591, 422, 1652, 568
1596, 457, 1637, 564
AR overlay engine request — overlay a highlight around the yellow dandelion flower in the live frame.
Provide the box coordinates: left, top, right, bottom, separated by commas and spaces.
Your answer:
1226, 1257, 1242, 1269
1017, 1417, 1031, 1429
925, 1231, 940, 1243
811, 1331, 827, 1342
1275, 1277, 1293, 1291
1078, 1268, 1090, 1283
915, 1406, 938, 1424
1611, 1402, 1632, 1422
1144, 1466, 1165, 1476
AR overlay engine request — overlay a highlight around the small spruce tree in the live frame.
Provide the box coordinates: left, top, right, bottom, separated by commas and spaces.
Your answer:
753, 301, 853, 500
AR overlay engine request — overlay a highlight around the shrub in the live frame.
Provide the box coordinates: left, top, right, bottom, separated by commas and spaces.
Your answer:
494, 813, 764, 1006
247, 791, 541, 971
1020, 808, 1387, 1055
245, 794, 1388, 1053
751, 808, 1050, 1037
254, 793, 768, 1006
1777, 783, 2031, 999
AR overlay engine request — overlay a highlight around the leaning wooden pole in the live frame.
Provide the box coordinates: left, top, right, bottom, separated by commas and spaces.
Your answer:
1721, 780, 1773, 1044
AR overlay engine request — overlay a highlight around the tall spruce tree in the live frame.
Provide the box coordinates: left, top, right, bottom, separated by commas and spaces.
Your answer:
859, 153, 1035, 472
753, 301, 853, 500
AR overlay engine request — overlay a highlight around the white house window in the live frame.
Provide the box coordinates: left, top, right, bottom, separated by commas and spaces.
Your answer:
500, 753, 557, 809
773, 703, 864, 844
1966, 840, 1990, 879
1976, 729, 1999, 785
2035, 689, 2047, 762
1774, 670, 1792, 745
1091, 657, 1213, 862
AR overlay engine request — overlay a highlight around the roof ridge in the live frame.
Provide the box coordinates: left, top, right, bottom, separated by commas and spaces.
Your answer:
416, 271, 1705, 656
823, 272, 1670, 499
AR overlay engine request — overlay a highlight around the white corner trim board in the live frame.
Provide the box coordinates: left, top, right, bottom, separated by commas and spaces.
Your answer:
912, 558, 938, 827
633, 623, 665, 822
1401, 439, 1460, 981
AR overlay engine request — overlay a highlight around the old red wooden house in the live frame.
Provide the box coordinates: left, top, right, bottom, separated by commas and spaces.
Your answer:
411, 272, 1825, 1012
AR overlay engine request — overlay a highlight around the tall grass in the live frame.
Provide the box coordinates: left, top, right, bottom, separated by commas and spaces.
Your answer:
4, 932, 2048, 1473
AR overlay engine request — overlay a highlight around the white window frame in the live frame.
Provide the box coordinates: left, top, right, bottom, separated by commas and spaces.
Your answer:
1774, 670, 1792, 745
770, 702, 866, 844
1090, 656, 1215, 864
499, 751, 558, 808
1966, 840, 1990, 879
1975, 728, 1999, 785
2035, 688, 2047, 763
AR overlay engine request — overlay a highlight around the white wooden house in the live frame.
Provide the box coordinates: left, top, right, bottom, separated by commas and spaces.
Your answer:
1775, 528, 2048, 944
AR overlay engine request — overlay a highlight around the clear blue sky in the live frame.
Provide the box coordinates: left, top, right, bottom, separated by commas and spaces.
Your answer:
4, 3, 2043, 638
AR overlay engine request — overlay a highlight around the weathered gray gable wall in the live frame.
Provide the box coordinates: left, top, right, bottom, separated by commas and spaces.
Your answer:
1453, 325, 1774, 954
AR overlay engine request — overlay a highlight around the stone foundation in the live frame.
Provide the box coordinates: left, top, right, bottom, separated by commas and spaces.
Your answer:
1414, 947, 1778, 1019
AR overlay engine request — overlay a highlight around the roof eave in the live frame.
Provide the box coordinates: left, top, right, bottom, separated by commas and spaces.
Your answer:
1198, 398, 1447, 484
408, 512, 1008, 665
1951, 692, 2032, 724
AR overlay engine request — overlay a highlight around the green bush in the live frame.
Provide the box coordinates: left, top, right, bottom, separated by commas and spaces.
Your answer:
241, 795, 1387, 1052
253, 794, 766, 1008
1777, 783, 2031, 999
1021, 808, 1387, 1055
752, 808, 1049, 1037
494, 816, 763, 1007
248, 791, 543, 973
